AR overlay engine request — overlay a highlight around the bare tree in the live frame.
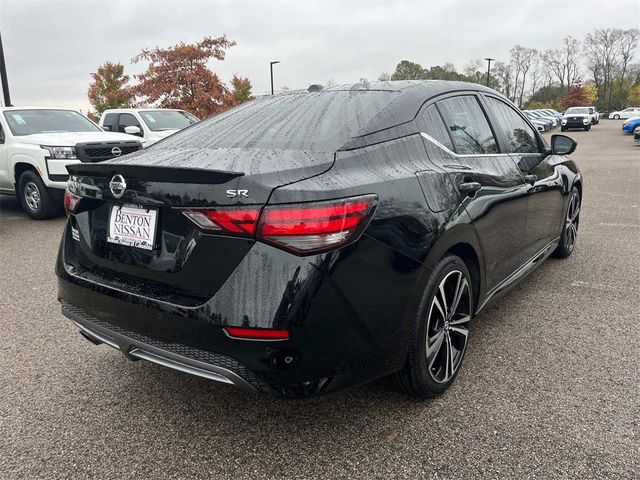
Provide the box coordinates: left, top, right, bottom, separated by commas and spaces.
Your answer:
584, 28, 627, 109
541, 36, 581, 93
617, 29, 640, 93
510, 45, 538, 107
464, 59, 483, 78
492, 61, 513, 99
529, 58, 544, 101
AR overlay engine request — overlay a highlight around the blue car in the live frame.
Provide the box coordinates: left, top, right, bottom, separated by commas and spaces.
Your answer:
622, 116, 640, 134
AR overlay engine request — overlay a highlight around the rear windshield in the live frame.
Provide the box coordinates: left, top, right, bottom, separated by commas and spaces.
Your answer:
3, 109, 100, 136
153, 90, 397, 151
139, 110, 199, 131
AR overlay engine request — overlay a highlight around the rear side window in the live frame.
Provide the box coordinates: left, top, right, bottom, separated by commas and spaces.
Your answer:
485, 97, 539, 154
436, 96, 498, 155
102, 113, 117, 131
416, 104, 453, 151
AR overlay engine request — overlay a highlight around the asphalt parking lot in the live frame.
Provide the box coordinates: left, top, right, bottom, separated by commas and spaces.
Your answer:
1, 120, 638, 479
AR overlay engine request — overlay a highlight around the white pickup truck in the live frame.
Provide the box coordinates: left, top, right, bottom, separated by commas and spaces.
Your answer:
99, 108, 199, 147
0, 107, 142, 219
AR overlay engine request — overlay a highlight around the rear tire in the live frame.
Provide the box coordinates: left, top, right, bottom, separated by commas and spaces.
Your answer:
18, 171, 61, 220
553, 187, 581, 258
395, 255, 473, 398
584, 125, 591, 131
613, 114, 620, 120
561, 126, 566, 132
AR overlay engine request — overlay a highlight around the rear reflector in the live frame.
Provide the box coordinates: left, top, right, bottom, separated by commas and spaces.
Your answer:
64, 190, 80, 214
224, 327, 289, 340
180, 194, 377, 255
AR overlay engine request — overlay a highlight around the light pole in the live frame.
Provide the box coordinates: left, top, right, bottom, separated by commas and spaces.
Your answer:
270, 61, 280, 95
0, 29, 12, 107
484, 57, 495, 88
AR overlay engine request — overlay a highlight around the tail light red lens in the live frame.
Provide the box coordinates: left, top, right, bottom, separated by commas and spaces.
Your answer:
258, 195, 377, 254
63, 190, 80, 214
181, 207, 260, 235
180, 194, 377, 255
224, 327, 289, 341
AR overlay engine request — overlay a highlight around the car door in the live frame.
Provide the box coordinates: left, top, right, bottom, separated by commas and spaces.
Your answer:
482, 95, 565, 260
417, 94, 529, 289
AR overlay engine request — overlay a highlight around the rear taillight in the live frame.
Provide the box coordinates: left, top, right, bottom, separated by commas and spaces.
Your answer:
181, 208, 260, 235
180, 195, 377, 255
258, 195, 377, 254
63, 190, 80, 214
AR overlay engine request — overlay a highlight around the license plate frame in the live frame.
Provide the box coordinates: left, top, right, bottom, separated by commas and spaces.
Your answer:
107, 204, 158, 251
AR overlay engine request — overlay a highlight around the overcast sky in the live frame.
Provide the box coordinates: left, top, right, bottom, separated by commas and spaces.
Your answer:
2, 0, 638, 111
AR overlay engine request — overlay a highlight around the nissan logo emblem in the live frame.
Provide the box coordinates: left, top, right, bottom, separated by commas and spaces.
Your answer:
111, 146, 122, 157
109, 174, 127, 198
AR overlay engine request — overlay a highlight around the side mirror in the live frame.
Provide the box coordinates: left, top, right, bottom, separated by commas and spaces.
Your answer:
124, 125, 142, 137
550, 134, 577, 155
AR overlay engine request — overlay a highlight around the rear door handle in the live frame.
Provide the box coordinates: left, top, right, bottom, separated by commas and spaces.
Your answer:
524, 174, 538, 185
458, 182, 481, 195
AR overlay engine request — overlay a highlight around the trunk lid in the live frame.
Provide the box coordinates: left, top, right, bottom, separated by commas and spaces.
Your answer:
65, 147, 334, 305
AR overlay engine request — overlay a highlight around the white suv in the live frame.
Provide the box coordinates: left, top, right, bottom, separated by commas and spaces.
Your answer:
98, 109, 199, 147
0, 107, 142, 219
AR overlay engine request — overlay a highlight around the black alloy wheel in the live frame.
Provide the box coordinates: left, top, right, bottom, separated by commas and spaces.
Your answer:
396, 255, 473, 398
554, 187, 581, 258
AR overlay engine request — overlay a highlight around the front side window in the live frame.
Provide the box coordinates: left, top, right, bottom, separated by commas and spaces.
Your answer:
102, 113, 117, 131
3, 109, 100, 136
118, 113, 142, 134
436, 96, 498, 155
485, 97, 539, 154
416, 104, 453, 151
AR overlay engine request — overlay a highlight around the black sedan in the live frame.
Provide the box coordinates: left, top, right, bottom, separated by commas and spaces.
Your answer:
57, 81, 583, 398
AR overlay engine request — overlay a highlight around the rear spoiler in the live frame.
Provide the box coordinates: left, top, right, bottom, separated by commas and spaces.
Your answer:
66, 163, 244, 184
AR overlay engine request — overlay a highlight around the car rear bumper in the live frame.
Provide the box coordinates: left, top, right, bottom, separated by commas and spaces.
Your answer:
56, 218, 421, 397
61, 300, 263, 392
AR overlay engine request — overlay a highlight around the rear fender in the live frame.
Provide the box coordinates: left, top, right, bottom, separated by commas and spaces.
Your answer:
415, 217, 486, 313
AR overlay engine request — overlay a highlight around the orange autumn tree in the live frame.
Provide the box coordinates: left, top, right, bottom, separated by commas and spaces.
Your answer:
87, 61, 134, 116
132, 35, 252, 119
225, 75, 254, 107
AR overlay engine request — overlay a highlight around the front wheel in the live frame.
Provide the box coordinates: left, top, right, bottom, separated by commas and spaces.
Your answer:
554, 187, 581, 258
395, 255, 473, 398
561, 126, 566, 132
584, 125, 591, 131
18, 171, 61, 220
